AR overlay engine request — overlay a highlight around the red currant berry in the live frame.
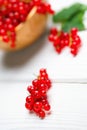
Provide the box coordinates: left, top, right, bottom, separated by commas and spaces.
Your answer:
71, 27, 78, 36
0, 29, 6, 36
8, 24, 14, 32
33, 90, 41, 99
32, 79, 39, 88
1, 8, 7, 15
42, 99, 48, 105
12, 19, 18, 26
50, 27, 58, 35
70, 48, 78, 56
40, 72, 48, 79
70, 41, 80, 49
37, 5, 46, 14
7, 3, 13, 11
64, 39, 69, 46
27, 85, 35, 94
55, 47, 62, 54
38, 110, 45, 118
60, 40, 65, 48
48, 34, 55, 42
0, 0, 3, 6
10, 42, 16, 48
20, 14, 26, 22
43, 103, 50, 111
39, 83, 48, 91
45, 79, 51, 89
33, 101, 42, 113
40, 89, 46, 97
62, 32, 69, 40
53, 37, 60, 47
73, 35, 81, 46
49, 9, 55, 14
5, 18, 12, 25
3, 35, 9, 43
40, 68, 46, 74
13, 3, 19, 11
9, 12, 14, 19
0, 21, 3, 28
33, 0, 41, 6
25, 102, 33, 111
14, 11, 20, 19
38, 77, 46, 84
26, 95, 34, 105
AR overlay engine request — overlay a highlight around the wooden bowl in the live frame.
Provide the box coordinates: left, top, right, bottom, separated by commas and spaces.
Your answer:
0, 6, 47, 51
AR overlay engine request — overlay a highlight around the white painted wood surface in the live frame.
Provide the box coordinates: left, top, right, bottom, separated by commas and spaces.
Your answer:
0, 0, 87, 130
0, 82, 87, 130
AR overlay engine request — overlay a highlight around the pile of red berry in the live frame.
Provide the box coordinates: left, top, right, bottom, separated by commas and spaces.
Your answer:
33, 0, 54, 14
0, 0, 54, 48
25, 68, 51, 119
48, 27, 82, 56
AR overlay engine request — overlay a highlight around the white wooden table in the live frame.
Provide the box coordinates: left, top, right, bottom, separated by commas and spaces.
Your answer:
0, 0, 87, 130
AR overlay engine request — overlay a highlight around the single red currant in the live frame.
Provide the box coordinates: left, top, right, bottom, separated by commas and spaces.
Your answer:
48, 34, 55, 42
43, 103, 51, 111
56, 46, 62, 54
40, 72, 48, 79
53, 37, 60, 47
3, 35, 9, 43
32, 79, 39, 88
33, 101, 42, 113
27, 85, 35, 94
40, 68, 46, 74
0, 29, 6, 36
33, 90, 41, 99
38, 110, 45, 118
42, 99, 48, 105
39, 83, 48, 91
71, 27, 78, 36
25, 102, 33, 111
26, 95, 34, 105
50, 27, 58, 35
70, 48, 78, 56
40, 89, 46, 97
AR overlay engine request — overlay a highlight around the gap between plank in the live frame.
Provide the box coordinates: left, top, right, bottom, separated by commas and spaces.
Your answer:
0, 78, 87, 84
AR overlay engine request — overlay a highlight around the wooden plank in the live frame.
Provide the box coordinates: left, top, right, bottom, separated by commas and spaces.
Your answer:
0, 31, 87, 81
0, 82, 87, 129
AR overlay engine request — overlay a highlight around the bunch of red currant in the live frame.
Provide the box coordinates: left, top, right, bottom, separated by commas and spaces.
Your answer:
48, 27, 81, 56
25, 68, 51, 119
0, 0, 54, 48
32, 0, 54, 14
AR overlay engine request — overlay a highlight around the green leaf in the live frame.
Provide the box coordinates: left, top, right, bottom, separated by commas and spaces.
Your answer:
62, 11, 85, 32
62, 21, 85, 32
71, 11, 84, 23
79, 4, 87, 12
53, 3, 87, 23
